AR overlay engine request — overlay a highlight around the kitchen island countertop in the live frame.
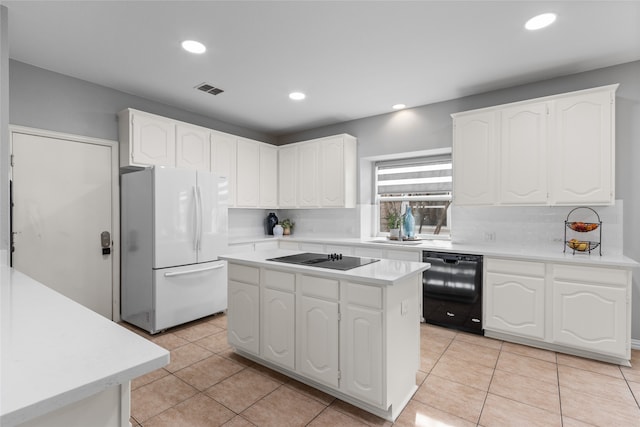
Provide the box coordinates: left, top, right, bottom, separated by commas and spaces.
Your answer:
0, 265, 169, 427
219, 249, 431, 286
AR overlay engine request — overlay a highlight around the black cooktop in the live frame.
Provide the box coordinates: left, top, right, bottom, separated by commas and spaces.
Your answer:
267, 252, 380, 271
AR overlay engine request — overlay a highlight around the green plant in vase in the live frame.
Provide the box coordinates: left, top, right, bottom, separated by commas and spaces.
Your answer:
386, 206, 402, 240
280, 219, 295, 235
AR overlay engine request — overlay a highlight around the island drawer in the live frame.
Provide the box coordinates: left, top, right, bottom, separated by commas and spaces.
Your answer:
345, 282, 382, 309
262, 268, 296, 292
300, 275, 339, 300
228, 263, 260, 285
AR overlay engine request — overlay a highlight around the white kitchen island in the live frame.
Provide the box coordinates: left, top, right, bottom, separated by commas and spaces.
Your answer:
0, 265, 169, 427
219, 249, 430, 422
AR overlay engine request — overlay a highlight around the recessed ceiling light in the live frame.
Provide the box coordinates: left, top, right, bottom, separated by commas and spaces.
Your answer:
525, 13, 557, 30
289, 92, 306, 101
392, 104, 406, 110
181, 40, 206, 54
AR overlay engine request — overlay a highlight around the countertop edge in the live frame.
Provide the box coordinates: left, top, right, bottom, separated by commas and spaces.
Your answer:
220, 250, 430, 286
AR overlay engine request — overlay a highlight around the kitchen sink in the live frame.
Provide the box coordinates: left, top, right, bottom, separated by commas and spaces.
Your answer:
368, 239, 422, 246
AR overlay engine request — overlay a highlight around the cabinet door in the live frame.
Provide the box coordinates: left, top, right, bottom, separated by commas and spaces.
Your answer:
453, 112, 497, 205
319, 137, 344, 207
228, 280, 260, 355
343, 305, 383, 406
236, 138, 260, 207
500, 103, 548, 204
278, 145, 297, 207
131, 112, 176, 166
297, 142, 320, 207
176, 124, 211, 171
298, 295, 339, 388
485, 271, 545, 340
262, 288, 295, 369
211, 132, 237, 207
259, 143, 278, 208
551, 90, 614, 205
552, 280, 627, 358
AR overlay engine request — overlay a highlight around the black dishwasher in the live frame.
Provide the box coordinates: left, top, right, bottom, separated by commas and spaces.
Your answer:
422, 251, 484, 335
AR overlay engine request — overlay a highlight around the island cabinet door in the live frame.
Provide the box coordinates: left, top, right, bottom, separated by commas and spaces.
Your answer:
262, 288, 295, 370
228, 280, 260, 355
343, 304, 383, 406
298, 295, 339, 388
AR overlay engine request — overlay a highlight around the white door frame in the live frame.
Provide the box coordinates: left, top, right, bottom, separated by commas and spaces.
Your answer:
9, 125, 121, 321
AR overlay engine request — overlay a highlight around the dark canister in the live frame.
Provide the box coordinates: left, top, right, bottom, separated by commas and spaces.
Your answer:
266, 212, 279, 235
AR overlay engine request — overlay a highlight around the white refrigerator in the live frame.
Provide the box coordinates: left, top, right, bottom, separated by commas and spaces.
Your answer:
121, 166, 228, 334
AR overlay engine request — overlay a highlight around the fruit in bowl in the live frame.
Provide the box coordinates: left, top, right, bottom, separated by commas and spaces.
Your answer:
569, 222, 598, 232
568, 238, 589, 251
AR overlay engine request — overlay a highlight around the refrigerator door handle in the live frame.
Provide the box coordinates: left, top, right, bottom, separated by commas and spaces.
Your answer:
193, 185, 200, 251
196, 185, 204, 251
164, 264, 224, 277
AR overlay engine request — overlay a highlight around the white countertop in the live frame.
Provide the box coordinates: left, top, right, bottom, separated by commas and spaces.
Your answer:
230, 235, 639, 268
220, 249, 431, 286
0, 265, 169, 427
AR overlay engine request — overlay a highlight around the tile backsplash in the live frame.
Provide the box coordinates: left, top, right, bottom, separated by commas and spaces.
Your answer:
451, 201, 624, 255
228, 201, 624, 256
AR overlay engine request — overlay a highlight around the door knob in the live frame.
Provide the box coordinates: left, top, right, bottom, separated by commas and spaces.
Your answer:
101, 231, 111, 255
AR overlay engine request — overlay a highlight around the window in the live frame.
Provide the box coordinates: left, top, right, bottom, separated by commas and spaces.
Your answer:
375, 153, 452, 238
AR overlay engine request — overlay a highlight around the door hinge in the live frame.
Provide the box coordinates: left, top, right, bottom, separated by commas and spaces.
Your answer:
337, 308, 341, 321
10, 154, 14, 167
337, 370, 341, 380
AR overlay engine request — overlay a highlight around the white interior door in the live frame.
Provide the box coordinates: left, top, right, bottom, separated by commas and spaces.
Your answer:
11, 129, 117, 319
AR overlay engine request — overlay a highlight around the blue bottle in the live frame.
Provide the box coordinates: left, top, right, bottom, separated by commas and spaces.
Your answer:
403, 206, 415, 239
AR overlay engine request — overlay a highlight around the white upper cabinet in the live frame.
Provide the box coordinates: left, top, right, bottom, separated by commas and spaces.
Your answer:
278, 145, 298, 208
500, 102, 548, 204
259, 143, 278, 208
297, 141, 320, 207
550, 90, 615, 205
176, 123, 210, 171
210, 131, 237, 207
319, 135, 357, 207
119, 109, 176, 168
452, 111, 497, 205
236, 138, 261, 207
282, 134, 357, 209
452, 84, 618, 206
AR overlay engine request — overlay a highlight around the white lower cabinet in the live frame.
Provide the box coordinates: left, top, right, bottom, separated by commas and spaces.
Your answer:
225, 261, 421, 421
227, 264, 260, 355
484, 258, 632, 364
551, 264, 629, 359
484, 259, 546, 340
261, 269, 295, 370
297, 274, 340, 388
343, 282, 383, 406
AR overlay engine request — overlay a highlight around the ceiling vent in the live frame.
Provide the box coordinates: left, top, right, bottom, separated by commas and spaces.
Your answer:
195, 83, 224, 95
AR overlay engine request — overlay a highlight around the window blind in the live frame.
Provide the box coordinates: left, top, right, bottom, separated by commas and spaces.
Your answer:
376, 155, 452, 195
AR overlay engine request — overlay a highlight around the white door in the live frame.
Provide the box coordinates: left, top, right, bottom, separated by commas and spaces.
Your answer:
210, 131, 237, 207
11, 129, 117, 319
176, 123, 211, 171
319, 137, 345, 207
452, 112, 497, 205
259, 143, 278, 208
297, 142, 320, 207
262, 288, 295, 369
500, 102, 548, 204
153, 167, 197, 268
228, 280, 260, 355
278, 145, 297, 207
235, 139, 260, 207
131, 111, 176, 166
298, 295, 339, 388
196, 171, 228, 262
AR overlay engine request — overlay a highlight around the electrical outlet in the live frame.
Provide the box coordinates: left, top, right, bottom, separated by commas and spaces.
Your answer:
483, 232, 496, 242
401, 300, 409, 316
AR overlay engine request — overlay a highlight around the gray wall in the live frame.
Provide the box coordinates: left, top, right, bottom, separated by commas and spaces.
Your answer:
8, 60, 275, 144
278, 60, 640, 341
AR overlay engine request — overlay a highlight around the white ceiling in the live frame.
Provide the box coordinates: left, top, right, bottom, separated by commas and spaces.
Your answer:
4, 1, 640, 136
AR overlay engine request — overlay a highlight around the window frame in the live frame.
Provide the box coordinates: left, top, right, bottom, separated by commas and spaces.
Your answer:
374, 149, 452, 239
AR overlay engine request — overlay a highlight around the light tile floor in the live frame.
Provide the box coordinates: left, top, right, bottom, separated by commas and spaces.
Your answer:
122, 314, 640, 426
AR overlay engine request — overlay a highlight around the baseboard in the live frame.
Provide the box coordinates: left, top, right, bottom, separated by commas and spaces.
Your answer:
632, 338, 640, 350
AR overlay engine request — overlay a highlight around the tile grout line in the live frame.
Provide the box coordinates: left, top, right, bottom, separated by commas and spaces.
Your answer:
475, 339, 504, 426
